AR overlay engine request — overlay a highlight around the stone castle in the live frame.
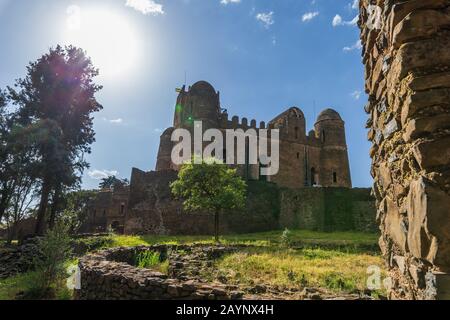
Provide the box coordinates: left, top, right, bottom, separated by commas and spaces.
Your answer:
156, 81, 352, 189
81, 81, 375, 236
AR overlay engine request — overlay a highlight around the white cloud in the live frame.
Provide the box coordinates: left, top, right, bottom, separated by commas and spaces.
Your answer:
352, 0, 359, 10
88, 169, 119, 180
103, 117, 124, 124
351, 90, 362, 100
256, 11, 274, 29
220, 0, 241, 5
302, 11, 319, 22
125, 0, 164, 15
332, 14, 358, 27
154, 128, 163, 134
110, 118, 124, 124
343, 39, 362, 52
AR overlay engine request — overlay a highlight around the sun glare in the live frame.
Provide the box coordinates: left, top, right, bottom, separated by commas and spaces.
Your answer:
64, 6, 140, 79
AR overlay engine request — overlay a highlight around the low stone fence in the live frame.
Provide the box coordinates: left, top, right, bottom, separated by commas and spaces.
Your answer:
76, 245, 244, 300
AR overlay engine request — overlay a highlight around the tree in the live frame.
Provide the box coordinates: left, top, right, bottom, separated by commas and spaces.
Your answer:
58, 189, 97, 234
170, 158, 247, 242
8, 45, 103, 234
99, 176, 129, 190
0, 90, 40, 228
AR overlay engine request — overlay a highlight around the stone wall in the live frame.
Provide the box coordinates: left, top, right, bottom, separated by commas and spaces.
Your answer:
76, 245, 244, 300
359, 0, 450, 299
280, 188, 377, 233
125, 168, 376, 235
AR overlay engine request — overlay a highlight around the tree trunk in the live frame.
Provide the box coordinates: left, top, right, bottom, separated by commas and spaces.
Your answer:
35, 178, 51, 235
214, 209, 220, 243
48, 186, 61, 230
0, 182, 10, 222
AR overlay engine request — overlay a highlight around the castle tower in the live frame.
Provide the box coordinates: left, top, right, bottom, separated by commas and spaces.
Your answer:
314, 109, 352, 188
156, 127, 175, 171
174, 81, 221, 130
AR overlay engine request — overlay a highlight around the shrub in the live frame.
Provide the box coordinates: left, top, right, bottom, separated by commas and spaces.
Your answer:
25, 222, 72, 299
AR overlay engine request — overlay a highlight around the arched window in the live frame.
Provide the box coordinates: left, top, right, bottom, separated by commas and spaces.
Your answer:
322, 130, 326, 143
333, 172, 338, 183
295, 127, 299, 140
120, 203, 125, 215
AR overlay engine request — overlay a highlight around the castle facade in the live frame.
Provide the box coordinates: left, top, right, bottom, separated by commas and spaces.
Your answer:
156, 81, 352, 189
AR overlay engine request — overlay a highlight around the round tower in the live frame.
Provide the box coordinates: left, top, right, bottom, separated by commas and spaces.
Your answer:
174, 81, 221, 130
314, 109, 352, 188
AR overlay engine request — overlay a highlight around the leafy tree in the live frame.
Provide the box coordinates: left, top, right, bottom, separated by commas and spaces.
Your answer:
8, 45, 103, 234
0, 90, 40, 228
170, 158, 247, 242
99, 176, 129, 190
58, 189, 97, 234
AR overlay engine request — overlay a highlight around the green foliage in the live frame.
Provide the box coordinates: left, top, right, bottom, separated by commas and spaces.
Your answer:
99, 176, 129, 190
58, 190, 97, 234
7, 45, 103, 234
171, 158, 247, 213
170, 158, 247, 242
26, 221, 73, 298
135, 251, 169, 274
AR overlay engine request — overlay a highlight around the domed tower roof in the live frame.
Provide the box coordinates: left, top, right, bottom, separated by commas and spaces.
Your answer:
316, 109, 342, 123
190, 81, 217, 95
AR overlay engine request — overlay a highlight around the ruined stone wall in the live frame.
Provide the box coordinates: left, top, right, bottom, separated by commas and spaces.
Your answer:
76, 245, 244, 300
359, 0, 450, 299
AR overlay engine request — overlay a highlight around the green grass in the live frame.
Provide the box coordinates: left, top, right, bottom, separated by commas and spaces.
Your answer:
207, 247, 385, 294
109, 230, 379, 252
135, 251, 169, 274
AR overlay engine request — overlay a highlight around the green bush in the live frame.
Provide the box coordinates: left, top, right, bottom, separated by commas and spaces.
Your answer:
25, 222, 72, 299
135, 251, 168, 274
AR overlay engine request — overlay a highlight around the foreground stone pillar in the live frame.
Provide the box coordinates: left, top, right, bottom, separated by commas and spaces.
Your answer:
359, 0, 450, 299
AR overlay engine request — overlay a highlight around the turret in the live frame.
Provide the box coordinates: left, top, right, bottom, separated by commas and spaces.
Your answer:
268, 107, 306, 142
173, 81, 221, 130
156, 127, 175, 171
314, 109, 352, 187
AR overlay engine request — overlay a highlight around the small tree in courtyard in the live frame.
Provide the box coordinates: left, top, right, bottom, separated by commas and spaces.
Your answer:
170, 158, 247, 243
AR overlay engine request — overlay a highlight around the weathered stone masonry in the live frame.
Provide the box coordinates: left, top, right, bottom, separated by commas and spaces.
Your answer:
359, 0, 450, 299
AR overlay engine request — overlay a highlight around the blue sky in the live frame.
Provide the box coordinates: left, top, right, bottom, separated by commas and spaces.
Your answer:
0, 0, 371, 189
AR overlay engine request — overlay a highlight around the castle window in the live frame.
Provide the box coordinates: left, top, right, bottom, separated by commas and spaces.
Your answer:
297, 152, 300, 159
120, 203, 125, 215
333, 172, 338, 183
103, 209, 106, 217
295, 127, 299, 140
322, 130, 326, 143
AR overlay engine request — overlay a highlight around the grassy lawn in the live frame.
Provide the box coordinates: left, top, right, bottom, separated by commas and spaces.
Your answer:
0, 230, 384, 299
209, 247, 384, 293
109, 230, 380, 251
